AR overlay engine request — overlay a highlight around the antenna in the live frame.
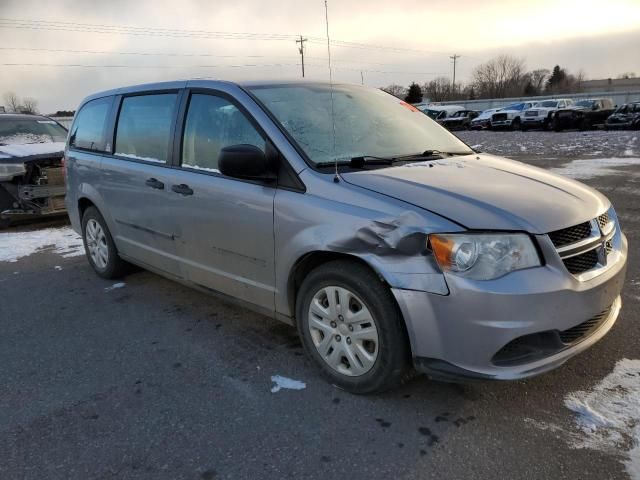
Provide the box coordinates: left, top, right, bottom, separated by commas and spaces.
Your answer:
324, 0, 339, 183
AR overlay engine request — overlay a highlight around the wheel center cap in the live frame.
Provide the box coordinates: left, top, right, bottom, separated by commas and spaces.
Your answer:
337, 323, 350, 335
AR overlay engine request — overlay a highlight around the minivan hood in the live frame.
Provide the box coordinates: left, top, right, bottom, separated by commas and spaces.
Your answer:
341, 154, 609, 233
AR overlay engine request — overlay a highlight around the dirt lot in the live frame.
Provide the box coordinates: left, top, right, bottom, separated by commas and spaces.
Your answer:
1, 130, 639, 480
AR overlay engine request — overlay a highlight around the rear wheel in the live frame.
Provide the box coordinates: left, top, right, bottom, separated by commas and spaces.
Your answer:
81, 206, 128, 279
296, 260, 411, 394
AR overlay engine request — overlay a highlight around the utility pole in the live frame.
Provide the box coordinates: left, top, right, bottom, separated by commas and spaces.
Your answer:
360, 70, 364, 85
296, 35, 307, 78
450, 54, 461, 95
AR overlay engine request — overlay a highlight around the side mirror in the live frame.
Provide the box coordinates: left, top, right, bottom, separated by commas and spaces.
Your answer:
219, 144, 276, 182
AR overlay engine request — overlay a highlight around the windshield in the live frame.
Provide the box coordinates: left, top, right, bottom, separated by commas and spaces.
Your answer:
249, 84, 472, 165
539, 101, 559, 108
0, 118, 67, 145
451, 111, 467, 118
575, 100, 595, 108
502, 103, 525, 111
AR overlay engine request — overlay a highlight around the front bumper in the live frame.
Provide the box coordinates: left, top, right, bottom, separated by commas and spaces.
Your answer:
491, 119, 513, 128
393, 232, 628, 381
523, 118, 546, 127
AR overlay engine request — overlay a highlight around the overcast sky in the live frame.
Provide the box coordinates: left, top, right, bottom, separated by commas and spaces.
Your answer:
1, 0, 639, 113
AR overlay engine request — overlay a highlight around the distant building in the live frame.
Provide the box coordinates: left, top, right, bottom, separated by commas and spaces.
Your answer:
581, 77, 640, 93
0, 106, 5, 113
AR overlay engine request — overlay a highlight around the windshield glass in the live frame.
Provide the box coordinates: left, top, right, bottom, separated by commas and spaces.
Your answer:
575, 100, 594, 108
249, 84, 472, 165
0, 118, 67, 145
539, 101, 558, 108
451, 111, 467, 118
503, 103, 524, 111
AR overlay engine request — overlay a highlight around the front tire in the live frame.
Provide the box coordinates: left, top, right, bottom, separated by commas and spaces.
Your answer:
296, 260, 411, 394
81, 206, 128, 279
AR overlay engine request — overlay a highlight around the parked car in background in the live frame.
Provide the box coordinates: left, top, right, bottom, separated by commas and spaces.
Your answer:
469, 108, 500, 130
490, 101, 538, 130
0, 114, 68, 227
551, 98, 615, 131
440, 110, 479, 130
419, 105, 465, 123
521, 99, 574, 130
605, 102, 640, 130
66, 80, 627, 393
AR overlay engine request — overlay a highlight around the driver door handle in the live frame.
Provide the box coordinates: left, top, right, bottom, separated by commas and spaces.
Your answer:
171, 184, 194, 196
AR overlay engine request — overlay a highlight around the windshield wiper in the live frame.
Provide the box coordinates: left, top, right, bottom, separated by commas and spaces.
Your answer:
315, 156, 395, 169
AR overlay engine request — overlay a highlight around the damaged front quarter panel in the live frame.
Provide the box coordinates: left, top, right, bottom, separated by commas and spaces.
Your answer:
274, 171, 466, 318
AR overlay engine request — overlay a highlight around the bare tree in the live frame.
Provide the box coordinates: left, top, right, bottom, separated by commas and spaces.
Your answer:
471, 55, 526, 98
21, 97, 38, 114
529, 69, 550, 94
381, 84, 407, 99
617, 72, 637, 79
3, 92, 21, 112
422, 77, 453, 102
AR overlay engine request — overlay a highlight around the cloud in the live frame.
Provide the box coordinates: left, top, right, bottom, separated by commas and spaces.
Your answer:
0, 0, 638, 112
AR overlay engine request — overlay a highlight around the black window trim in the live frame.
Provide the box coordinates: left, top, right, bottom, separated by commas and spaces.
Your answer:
68, 95, 115, 154
109, 89, 184, 168
173, 87, 305, 192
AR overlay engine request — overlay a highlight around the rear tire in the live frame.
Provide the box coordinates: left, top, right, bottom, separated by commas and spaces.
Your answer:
296, 260, 411, 394
81, 206, 128, 279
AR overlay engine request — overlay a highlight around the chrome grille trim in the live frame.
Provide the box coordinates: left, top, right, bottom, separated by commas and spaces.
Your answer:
547, 210, 618, 280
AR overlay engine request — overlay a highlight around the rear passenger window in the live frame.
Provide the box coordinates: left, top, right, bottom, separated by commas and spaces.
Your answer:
181, 94, 264, 173
69, 97, 111, 151
115, 93, 178, 164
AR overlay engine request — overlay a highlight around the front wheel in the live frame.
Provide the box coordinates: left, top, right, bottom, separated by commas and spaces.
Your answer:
82, 206, 129, 279
296, 260, 411, 394
512, 118, 521, 131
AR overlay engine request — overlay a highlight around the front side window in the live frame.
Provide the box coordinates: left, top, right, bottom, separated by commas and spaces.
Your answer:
181, 94, 264, 173
70, 97, 111, 151
250, 84, 471, 165
115, 93, 178, 164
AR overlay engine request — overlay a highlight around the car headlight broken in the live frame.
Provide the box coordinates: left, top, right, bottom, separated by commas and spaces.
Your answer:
429, 233, 541, 280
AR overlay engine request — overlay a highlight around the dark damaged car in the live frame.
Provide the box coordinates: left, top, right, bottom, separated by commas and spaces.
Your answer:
0, 114, 68, 227
551, 98, 615, 131
605, 102, 640, 130
440, 110, 479, 131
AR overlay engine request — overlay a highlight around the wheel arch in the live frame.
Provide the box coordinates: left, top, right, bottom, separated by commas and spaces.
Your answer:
287, 250, 388, 319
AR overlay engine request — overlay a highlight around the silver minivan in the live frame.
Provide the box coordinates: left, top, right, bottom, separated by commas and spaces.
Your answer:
65, 81, 627, 393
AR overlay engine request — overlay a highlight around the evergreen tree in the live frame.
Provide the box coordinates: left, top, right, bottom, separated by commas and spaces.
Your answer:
404, 83, 423, 103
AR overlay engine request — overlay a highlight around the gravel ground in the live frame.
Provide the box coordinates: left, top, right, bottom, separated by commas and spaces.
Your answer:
1, 130, 639, 480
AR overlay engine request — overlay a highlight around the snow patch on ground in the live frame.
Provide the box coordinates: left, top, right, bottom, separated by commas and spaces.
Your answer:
0, 227, 84, 262
565, 359, 640, 479
550, 157, 640, 179
104, 282, 126, 292
270, 375, 306, 393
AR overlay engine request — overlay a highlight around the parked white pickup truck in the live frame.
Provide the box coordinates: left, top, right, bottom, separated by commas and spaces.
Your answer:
522, 99, 574, 130
490, 101, 538, 130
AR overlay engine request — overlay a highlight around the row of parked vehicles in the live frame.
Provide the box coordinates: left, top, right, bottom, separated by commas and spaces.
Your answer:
419, 99, 640, 132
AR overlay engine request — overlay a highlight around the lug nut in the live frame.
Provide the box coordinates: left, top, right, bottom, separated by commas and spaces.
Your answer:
338, 315, 344, 321
346, 337, 352, 344
348, 325, 353, 332
330, 321, 337, 328
335, 335, 341, 342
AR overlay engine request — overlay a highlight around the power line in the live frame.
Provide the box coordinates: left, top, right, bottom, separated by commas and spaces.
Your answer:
0, 62, 304, 69
296, 35, 307, 78
0, 17, 452, 56
0, 46, 300, 60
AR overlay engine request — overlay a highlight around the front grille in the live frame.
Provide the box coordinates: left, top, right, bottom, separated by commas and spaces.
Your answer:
548, 221, 592, 248
525, 110, 538, 117
493, 113, 507, 121
559, 306, 611, 344
597, 212, 610, 230
563, 249, 598, 274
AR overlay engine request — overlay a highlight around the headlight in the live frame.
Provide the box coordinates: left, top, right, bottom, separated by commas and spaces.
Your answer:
0, 163, 26, 181
429, 233, 541, 280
